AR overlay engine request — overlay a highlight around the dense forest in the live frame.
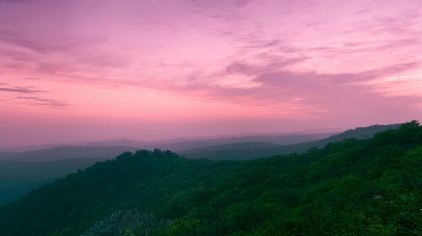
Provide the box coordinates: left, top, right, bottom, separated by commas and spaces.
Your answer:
0, 121, 421, 235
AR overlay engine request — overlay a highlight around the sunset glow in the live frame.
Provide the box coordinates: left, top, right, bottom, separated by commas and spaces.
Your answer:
1, 0, 421, 146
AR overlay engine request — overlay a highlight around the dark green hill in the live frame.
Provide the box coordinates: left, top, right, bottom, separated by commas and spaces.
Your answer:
0, 146, 136, 205
181, 123, 400, 160
0, 121, 421, 236
0, 158, 103, 205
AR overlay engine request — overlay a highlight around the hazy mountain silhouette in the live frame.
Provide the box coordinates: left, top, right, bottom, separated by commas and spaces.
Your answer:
85, 133, 331, 152
0, 146, 136, 162
157, 133, 331, 151
0, 125, 398, 162
86, 139, 148, 148
0, 152, 13, 159
181, 124, 401, 160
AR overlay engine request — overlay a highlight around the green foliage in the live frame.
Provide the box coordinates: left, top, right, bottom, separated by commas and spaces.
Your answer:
1, 122, 422, 235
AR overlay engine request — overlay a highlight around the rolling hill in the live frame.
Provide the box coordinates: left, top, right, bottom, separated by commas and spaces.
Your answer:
0, 146, 136, 205
0, 121, 420, 235
0, 158, 103, 205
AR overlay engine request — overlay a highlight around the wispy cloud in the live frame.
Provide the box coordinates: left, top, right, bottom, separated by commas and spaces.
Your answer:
0, 86, 44, 94
0, 84, 68, 108
15, 96, 68, 108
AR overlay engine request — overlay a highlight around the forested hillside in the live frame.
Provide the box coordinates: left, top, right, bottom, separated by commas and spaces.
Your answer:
0, 158, 103, 205
0, 121, 421, 236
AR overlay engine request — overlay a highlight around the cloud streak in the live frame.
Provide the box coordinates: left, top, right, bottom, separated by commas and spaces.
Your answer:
15, 96, 68, 108
0, 86, 44, 94
0, 84, 67, 108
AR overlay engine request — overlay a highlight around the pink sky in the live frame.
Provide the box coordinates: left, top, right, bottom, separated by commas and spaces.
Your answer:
1, 0, 421, 146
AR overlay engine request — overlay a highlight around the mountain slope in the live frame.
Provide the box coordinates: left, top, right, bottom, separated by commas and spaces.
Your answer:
0, 158, 103, 205
181, 123, 400, 160
0, 121, 421, 235
0, 146, 135, 205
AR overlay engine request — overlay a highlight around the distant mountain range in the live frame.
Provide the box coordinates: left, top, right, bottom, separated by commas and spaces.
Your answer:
180, 124, 401, 160
85, 133, 332, 151
0, 133, 332, 161
0, 124, 400, 162
0, 146, 136, 162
